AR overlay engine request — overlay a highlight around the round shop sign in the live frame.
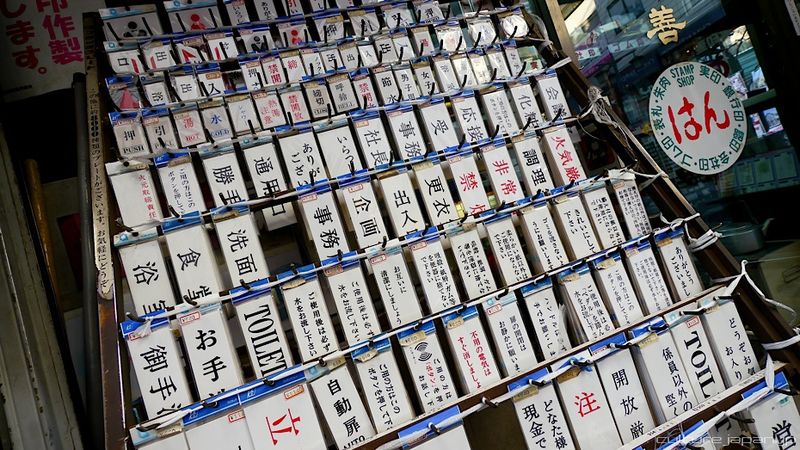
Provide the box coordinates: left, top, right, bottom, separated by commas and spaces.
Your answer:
648, 61, 747, 175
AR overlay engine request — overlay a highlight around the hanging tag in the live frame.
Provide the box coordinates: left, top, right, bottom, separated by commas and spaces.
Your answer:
368, 250, 423, 327
541, 126, 586, 185
521, 279, 572, 358
374, 34, 399, 65
303, 80, 333, 121
351, 111, 391, 168
143, 40, 176, 71
413, 61, 439, 96
581, 185, 626, 248
397, 322, 458, 413
357, 42, 379, 68
414, 161, 458, 225
315, 13, 345, 42
282, 0, 304, 16
351, 71, 378, 110
172, 104, 208, 147
452, 91, 488, 143
589, 334, 656, 443
511, 133, 554, 195
116, 230, 179, 315
509, 369, 576, 449
373, 65, 400, 104
174, 36, 209, 65
483, 294, 538, 376
240, 140, 297, 230
352, 338, 415, 433
277, 20, 309, 48
589, 253, 644, 326
308, 364, 377, 448
253, 90, 287, 130
480, 87, 520, 137
329, 74, 359, 114
410, 233, 460, 312
178, 307, 244, 399
280, 87, 311, 124
199, 101, 234, 143
419, 100, 458, 152
742, 372, 800, 450
106, 162, 163, 226
163, 214, 224, 301
106, 76, 143, 110
536, 72, 572, 121
279, 270, 338, 360
122, 317, 194, 418
449, 152, 490, 216
196, 66, 226, 98
260, 56, 286, 87
242, 380, 327, 450
654, 228, 703, 301
482, 142, 525, 203
449, 227, 497, 299
227, 94, 260, 136
100, 5, 163, 39
610, 171, 652, 238
184, 407, 255, 449
349, 8, 380, 37
411, 27, 434, 56
380, 171, 426, 236
105, 44, 145, 75
551, 192, 601, 260
341, 179, 387, 248
300, 48, 325, 79
206, 32, 238, 62
558, 265, 615, 342
551, 351, 622, 450
699, 297, 759, 385
630, 319, 700, 423
317, 122, 362, 178
485, 214, 532, 284
443, 306, 501, 393
509, 81, 545, 132
298, 189, 351, 259
322, 261, 380, 345
252, 0, 278, 20
433, 55, 459, 92
280, 50, 306, 83
624, 240, 673, 315
241, 59, 266, 92
110, 112, 150, 158
142, 77, 171, 107
469, 50, 492, 85
155, 153, 204, 216
393, 64, 421, 100
201, 148, 249, 207
663, 309, 725, 403
452, 54, 477, 88
339, 43, 360, 71
224, 0, 250, 24
165, 0, 222, 33
414, 0, 444, 23
143, 109, 178, 151
213, 210, 269, 284
231, 287, 293, 379
278, 129, 327, 188
399, 407, 470, 449
519, 202, 569, 273
436, 23, 464, 53
393, 32, 415, 62
485, 46, 510, 79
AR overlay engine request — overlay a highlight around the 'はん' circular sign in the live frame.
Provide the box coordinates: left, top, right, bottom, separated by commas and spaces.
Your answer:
648, 61, 747, 175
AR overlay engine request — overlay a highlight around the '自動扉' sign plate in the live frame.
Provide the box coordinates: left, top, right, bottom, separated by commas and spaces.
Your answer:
648, 61, 746, 175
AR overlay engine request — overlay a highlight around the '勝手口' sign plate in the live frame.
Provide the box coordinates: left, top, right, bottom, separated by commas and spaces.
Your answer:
649, 61, 746, 175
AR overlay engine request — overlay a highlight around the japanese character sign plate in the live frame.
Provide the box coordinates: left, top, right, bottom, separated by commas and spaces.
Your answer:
649, 62, 746, 175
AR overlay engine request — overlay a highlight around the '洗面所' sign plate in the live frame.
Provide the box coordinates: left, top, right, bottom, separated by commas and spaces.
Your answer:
649, 61, 746, 175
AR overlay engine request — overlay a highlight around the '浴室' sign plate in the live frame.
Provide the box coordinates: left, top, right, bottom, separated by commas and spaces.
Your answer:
649, 61, 746, 175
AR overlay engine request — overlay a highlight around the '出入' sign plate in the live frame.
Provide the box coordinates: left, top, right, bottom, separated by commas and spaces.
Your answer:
649, 61, 746, 175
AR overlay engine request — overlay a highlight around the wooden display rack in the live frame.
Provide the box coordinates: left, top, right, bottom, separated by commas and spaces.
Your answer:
79, 6, 800, 450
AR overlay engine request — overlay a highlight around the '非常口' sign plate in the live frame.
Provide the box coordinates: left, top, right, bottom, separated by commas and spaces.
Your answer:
648, 61, 746, 175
